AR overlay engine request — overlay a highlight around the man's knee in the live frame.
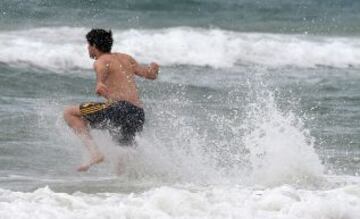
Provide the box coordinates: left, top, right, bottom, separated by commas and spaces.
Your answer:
63, 106, 72, 120
63, 105, 79, 123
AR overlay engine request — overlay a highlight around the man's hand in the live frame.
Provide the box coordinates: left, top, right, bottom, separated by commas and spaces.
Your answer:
148, 62, 159, 80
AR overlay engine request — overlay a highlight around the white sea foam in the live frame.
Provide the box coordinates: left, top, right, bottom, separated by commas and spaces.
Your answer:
0, 27, 360, 70
0, 184, 359, 219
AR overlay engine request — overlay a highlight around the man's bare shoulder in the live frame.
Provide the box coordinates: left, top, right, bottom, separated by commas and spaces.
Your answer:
113, 52, 134, 61
93, 55, 113, 68
93, 59, 105, 70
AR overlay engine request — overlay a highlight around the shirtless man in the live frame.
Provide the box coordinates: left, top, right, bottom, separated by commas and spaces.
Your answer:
63, 29, 159, 172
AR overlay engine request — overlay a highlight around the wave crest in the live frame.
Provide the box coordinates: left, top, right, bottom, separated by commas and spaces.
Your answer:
1, 27, 360, 70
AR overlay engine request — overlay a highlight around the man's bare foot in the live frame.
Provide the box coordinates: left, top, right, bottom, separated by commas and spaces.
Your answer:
77, 154, 105, 172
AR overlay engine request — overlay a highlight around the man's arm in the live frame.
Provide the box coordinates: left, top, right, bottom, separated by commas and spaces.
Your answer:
129, 56, 159, 80
93, 60, 110, 99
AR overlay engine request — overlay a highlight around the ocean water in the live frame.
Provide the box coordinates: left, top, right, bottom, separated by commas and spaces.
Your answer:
0, 0, 360, 218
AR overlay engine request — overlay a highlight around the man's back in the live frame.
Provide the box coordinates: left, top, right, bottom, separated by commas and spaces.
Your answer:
96, 53, 142, 107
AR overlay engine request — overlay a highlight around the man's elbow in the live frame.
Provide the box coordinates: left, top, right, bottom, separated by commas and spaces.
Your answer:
95, 88, 102, 96
95, 83, 109, 97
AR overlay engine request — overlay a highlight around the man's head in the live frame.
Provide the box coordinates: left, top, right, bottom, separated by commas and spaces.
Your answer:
86, 29, 113, 59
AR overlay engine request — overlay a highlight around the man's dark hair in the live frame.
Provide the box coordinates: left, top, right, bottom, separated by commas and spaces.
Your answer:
86, 29, 113, 53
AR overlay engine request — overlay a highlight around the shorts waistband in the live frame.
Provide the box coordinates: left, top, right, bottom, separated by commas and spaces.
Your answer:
108, 100, 143, 110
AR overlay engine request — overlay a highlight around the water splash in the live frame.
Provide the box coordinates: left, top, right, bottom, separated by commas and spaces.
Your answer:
243, 87, 324, 186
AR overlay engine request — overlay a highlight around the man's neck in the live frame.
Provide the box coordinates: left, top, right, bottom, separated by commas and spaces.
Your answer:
95, 52, 110, 60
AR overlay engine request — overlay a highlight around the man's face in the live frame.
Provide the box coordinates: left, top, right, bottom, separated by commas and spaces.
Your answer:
87, 44, 96, 59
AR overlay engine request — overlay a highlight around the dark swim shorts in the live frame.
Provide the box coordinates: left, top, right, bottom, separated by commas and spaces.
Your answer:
79, 101, 145, 145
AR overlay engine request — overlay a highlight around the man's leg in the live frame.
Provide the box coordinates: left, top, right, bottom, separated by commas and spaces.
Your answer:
63, 105, 104, 171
